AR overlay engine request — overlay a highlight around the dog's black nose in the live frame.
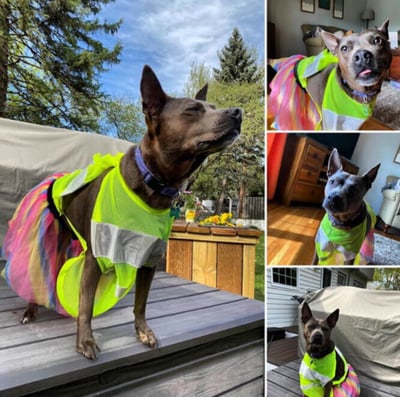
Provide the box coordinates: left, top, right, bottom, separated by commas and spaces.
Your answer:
229, 108, 242, 123
354, 49, 373, 65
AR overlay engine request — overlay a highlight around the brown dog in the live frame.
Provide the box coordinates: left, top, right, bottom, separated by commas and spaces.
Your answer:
2, 65, 242, 359
268, 20, 392, 130
313, 148, 380, 265
299, 302, 360, 397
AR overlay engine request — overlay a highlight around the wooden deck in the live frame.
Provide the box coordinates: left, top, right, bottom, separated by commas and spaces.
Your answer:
0, 271, 264, 396
267, 359, 400, 397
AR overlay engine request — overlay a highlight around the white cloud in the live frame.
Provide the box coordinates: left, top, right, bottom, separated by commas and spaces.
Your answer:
97, 0, 264, 98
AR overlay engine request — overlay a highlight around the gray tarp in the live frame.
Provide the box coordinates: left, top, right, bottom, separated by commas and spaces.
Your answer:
0, 118, 131, 251
298, 286, 400, 385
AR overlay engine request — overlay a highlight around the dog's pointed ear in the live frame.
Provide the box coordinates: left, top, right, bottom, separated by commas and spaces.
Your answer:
363, 163, 381, 189
320, 29, 340, 55
140, 65, 168, 118
326, 308, 340, 329
301, 302, 313, 324
377, 19, 389, 39
327, 148, 343, 177
195, 84, 208, 101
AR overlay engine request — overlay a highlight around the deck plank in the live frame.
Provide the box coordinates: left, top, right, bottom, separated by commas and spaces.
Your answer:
0, 272, 264, 396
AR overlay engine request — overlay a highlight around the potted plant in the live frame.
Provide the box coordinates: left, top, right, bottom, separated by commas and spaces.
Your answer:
183, 191, 197, 222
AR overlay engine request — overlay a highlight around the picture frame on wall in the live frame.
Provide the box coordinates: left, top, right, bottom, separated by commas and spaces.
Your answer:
333, 0, 344, 19
301, 0, 315, 14
394, 145, 400, 164
318, 0, 330, 10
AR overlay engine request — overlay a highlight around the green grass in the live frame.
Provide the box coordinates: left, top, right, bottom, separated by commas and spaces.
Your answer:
254, 233, 265, 301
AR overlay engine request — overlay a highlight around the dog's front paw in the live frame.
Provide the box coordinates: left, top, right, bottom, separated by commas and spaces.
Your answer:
135, 323, 158, 348
76, 337, 101, 360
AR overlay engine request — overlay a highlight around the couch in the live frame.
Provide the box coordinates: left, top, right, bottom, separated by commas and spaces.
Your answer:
379, 175, 400, 232
301, 24, 347, 56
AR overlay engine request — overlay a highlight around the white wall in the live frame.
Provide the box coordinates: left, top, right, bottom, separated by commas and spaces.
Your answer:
351, 133, 400, 214
268, 0, 366, 57
367, 0, 400, 33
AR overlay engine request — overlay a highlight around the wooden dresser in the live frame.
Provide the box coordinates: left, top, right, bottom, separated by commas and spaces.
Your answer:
390, 49, 400, 82
277, 136, 359, 206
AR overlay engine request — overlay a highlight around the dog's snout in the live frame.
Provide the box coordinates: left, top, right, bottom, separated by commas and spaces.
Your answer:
354, 49, 373, 65
229, 107, 242, 122
311, 331, 323, 345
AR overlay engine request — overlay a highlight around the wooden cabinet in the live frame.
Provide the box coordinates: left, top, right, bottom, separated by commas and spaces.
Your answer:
390, 49, 400, 82
277, 136, 359, 206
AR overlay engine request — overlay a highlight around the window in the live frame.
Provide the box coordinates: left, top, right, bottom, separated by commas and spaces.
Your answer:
352, 279, 364, 288
323, 269, 332, 287
272, 268, 297, 287
337, 272, 347, 286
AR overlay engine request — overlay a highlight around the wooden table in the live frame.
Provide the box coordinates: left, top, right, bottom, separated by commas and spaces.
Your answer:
0, 271, 264, 396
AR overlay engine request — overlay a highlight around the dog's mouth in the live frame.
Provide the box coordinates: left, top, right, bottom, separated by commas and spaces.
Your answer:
356, 67, 383, 86
196, 129, 240, 153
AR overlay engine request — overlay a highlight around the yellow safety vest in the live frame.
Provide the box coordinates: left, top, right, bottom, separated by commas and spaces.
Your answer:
299, 348, 348, 397
296, 50, 374, 130
52, 153, 173, 317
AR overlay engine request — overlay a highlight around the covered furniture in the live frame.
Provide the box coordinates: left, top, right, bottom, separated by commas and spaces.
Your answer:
379, 175, 400, 232
301, 24, 347, 56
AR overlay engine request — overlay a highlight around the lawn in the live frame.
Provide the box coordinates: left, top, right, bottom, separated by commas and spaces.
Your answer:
254, 232, 265, 301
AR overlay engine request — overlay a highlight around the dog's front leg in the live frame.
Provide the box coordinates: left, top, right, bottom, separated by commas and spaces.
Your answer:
76, 252, 101, 359
324, 382, 333, 397
134, 265, 157, 348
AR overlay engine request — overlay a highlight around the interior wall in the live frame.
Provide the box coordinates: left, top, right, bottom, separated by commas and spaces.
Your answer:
351, 133, 400, 214
367, 0, 400, 33
268, 0, 367, 57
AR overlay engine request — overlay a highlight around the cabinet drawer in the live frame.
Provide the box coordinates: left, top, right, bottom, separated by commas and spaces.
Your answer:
298, 168, 320, 184
292, 183, 324, 204
304, 145, 326, 169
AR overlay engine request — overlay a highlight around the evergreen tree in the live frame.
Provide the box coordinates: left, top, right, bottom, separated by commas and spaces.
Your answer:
0, 0, 122, 131
213, 27, 259, 84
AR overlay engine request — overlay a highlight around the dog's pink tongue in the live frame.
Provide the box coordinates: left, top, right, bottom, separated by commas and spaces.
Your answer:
360, 69, 372, 76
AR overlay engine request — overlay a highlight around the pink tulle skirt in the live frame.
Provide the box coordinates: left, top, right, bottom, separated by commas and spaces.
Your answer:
2, 174, 82, 315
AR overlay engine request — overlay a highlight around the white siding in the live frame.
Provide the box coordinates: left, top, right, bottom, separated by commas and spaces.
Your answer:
267, 268, 370, 328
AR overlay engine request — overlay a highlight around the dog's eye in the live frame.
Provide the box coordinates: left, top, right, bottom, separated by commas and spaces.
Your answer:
340, 45, 348, 52
186, 104, 203, 112
329, 180, 335, 185
373, 37, 383, 46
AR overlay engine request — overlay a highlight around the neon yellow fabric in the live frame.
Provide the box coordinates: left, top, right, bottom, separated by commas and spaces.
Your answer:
296, 49, 373, 130
52, 153, 173, 317
315, 201, 375, 265
299, 348, 348, 397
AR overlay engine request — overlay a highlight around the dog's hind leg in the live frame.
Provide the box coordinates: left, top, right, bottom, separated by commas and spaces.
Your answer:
76, 252, 101, 360
21, 303, 38, 324
134, 265, 157, 348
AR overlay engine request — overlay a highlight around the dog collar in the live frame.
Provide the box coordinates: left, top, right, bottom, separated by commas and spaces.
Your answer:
328, 202, 367, 229
342, 79, 379, 103
134, 146, 180, 198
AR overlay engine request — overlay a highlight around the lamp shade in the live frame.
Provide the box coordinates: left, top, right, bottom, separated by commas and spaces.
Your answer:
361, 9, 375, 21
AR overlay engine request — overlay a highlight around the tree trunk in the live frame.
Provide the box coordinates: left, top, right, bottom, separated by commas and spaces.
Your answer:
216, 176, 227, 213
238, 180, 247, 218
0, 4, 10, 118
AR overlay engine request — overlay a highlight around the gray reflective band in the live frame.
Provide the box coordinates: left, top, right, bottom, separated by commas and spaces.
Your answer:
91, 221, 167, 269
322, 109, 365, 130
61, 168, 89, 196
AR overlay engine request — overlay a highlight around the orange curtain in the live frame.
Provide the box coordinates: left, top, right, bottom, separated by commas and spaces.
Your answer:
267, 133, 287, 200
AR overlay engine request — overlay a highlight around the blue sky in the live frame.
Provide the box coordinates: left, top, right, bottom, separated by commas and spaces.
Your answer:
95, 0, 265, 99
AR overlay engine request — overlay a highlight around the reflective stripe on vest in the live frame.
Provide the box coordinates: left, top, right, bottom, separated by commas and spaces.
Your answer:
52, 152, 173, 317
299, 347, 348, 397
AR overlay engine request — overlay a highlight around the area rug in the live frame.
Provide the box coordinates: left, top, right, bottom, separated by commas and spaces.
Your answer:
373, 81, 400, 129
372, 233, 400, 266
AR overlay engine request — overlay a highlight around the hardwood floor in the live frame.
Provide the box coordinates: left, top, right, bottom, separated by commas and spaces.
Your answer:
267, 202, 324, 265
267, 202, 400, 265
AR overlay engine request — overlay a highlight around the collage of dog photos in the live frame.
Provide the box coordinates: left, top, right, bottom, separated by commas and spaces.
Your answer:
267, 1, 400, 397
1, 1, 400, 396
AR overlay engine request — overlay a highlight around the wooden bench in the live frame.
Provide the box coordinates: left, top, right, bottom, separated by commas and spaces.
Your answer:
0, 271, 264, 396
267, 359, 400, 397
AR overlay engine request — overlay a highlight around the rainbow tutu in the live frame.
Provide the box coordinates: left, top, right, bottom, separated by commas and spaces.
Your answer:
2, 175, 82, 316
